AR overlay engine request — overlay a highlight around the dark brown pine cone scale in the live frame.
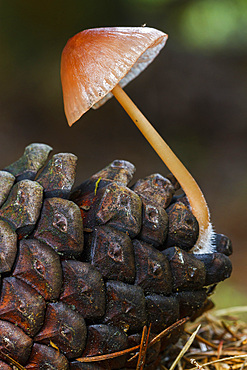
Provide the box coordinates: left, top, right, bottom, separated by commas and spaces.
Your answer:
0, 144, 232, 369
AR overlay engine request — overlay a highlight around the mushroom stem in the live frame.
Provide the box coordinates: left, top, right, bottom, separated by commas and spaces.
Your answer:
111, 84, 213, 252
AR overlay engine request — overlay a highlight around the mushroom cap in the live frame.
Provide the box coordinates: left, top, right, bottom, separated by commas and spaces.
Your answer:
61, 27, 168, 126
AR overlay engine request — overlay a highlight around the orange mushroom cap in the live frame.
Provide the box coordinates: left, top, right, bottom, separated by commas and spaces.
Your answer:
61, 27, 168, 126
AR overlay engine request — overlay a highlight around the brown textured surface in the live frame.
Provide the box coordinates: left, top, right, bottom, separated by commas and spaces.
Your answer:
0, 148, 233, 368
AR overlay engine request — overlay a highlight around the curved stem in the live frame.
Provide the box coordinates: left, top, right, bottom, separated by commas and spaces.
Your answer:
112, 84, 211, 250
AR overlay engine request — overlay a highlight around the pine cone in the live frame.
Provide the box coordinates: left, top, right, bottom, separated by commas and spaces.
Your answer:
0, 144, 232, 369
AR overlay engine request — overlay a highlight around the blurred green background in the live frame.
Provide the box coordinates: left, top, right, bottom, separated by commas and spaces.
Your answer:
1, 0, 247, 308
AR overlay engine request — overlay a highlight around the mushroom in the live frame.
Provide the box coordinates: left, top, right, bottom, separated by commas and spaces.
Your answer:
60, 26, 214, 253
